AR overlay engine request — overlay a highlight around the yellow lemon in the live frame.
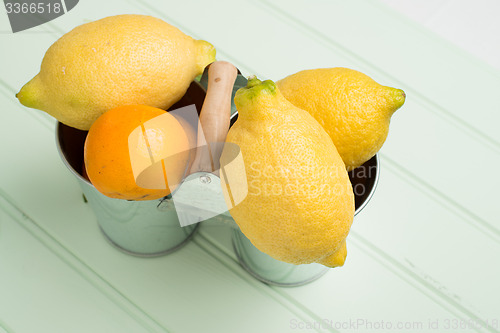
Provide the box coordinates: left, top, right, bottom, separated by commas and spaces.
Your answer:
17, 14, 215, 130
277, 68, 405, 170
221, 77, 354, 267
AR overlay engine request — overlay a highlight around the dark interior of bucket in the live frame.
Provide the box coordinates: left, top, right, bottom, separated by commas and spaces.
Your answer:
58, 79, 377, 212
349, 155, 378, 212
58, 80, 207, 178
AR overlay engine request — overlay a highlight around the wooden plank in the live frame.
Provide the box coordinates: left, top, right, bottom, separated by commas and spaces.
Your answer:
255, 0, 500, 147
378, 0, 500, 70
0, 195, 167, 333
200, 225, 478, 333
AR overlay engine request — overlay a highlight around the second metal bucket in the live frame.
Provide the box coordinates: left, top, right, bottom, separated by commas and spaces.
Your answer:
231, 154, 380, 286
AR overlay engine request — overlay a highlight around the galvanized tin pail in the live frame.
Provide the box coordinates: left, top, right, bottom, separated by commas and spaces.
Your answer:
55, 81, 206, 257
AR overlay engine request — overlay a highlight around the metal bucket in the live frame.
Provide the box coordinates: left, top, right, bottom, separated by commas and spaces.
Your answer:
231, 153, 380, 286
55, 81, 206, 257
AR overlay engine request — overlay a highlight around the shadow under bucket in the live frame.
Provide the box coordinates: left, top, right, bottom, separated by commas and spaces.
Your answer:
55, 81, 207, 257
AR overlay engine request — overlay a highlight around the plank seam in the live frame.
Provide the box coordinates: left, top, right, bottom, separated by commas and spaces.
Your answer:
252, 0, 500, 155
0, 188, 172, 333
349, 231, 498, 333
193, 232, 339, 333
0, 75, 56, 133
369, 0, 500, 78
381, 154, 500, 244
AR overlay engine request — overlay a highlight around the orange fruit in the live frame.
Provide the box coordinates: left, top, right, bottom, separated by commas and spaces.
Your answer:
84, 105, 191, 201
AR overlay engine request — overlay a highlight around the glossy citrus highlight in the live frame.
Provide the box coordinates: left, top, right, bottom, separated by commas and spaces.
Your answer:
84, 105, 190, 201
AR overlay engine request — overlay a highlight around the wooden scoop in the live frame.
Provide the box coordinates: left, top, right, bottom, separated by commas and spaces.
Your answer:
171, 61, 238, 226
189, 61, 237, 174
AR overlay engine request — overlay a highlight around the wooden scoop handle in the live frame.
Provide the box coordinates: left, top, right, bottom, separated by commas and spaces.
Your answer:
190, 61, 238, 173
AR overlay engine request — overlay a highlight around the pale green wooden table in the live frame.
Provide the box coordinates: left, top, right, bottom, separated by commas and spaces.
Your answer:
1, 1, 499, 332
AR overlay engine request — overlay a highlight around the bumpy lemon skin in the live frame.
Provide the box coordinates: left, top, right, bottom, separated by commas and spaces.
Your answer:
221, 77, 355, 267
277, 68, 405, 170
17, 14, 216, 130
